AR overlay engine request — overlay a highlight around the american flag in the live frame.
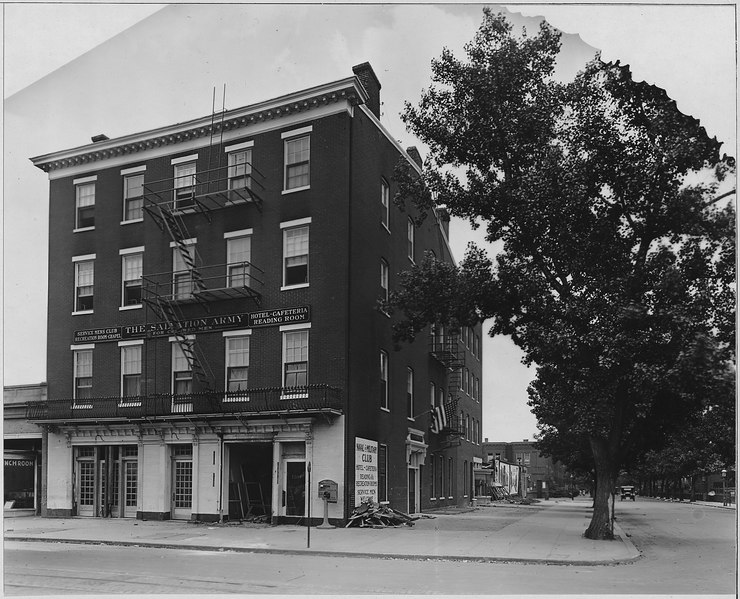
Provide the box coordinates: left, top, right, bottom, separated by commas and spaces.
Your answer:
431, 397, 459, 434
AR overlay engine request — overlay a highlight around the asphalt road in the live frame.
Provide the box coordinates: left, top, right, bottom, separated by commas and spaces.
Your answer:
4, 500, 736, 595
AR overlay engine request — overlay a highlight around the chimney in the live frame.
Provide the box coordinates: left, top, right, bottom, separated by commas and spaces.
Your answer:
405, 146, 423, 169
352, 62, 382, 118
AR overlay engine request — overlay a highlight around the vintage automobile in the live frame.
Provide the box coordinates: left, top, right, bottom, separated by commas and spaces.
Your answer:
620, 485, 636, 501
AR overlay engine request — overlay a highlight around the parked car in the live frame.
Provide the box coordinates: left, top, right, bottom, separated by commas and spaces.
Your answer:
620, 485, 636, 501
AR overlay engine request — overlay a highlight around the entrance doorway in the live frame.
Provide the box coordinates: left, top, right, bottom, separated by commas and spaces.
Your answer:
225, 443, 272, 520
408, 467, 419, 513
171, 444, 193, 520
73, 445, 138, 518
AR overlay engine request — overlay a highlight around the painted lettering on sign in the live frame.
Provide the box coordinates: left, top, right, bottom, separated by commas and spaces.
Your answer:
354, 437, 378, 505
4, 460, 34, 467
74, 306, 311, 343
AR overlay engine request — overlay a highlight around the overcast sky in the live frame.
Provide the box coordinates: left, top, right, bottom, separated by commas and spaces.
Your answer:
3, 3, 736, 442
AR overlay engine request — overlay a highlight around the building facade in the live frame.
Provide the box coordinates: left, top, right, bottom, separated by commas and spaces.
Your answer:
483, 439, 568, 497
4, 383, 46, 516
28, 63, 484, 523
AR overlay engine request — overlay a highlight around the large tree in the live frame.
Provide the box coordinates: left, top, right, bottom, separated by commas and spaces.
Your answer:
389, 10, 735, 539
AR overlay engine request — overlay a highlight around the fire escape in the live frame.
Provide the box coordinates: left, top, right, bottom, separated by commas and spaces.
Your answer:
429, 325, 465, 442
140, 90, 265, 400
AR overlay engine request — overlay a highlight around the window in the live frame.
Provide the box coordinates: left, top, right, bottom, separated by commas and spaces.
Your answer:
406, 368, 414, 419
378, 444, 388, 502
381, 180, 390, 229
407, 218, 415, 262
174, 162, 196, 209
74, 349, 93, 400
228, 149, 252, 190
283, 329, 308, 388
121, 345, 142, 397
283, 225, 309, 287
172, 342, 193, 395
227, 235, 251, 288
380, 259, 389, 302
431, 457, 437, 499
121, 252, 143, 306
284, 135, 310, 190
464, 461, 468, 497
430, 382, 436, 409
226, 335, 250, 393
380, 350, 389, 410
523, 452, 531, 465
466, 414, 471, 440
173, 243, 195, 299
463, 368, 468, 393
123, 174, 144, 221
74, 259, 94, 312
75, 182, 95, 229
448, 458, 454, 497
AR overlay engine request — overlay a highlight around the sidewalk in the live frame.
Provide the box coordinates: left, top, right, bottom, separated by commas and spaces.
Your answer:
4, 498, 639, 565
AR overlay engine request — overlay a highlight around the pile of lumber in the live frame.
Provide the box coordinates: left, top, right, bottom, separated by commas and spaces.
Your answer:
345, 501, 420, 528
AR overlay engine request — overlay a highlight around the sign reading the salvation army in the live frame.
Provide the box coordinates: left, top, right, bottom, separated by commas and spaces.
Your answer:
74, 305, 310, 344
354, 437, 378, 505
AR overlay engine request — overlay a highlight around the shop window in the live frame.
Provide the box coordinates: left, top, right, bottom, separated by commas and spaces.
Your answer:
75, 182, 95, 229
123, 174, 144, 221
283, 225, 309, 287
284, 134, 310, 191
283, 329, 308, 388
380, 350, 389, 410
121, 252, 143, 307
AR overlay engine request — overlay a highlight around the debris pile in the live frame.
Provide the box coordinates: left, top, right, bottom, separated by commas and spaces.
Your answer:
345, 501, 421, 528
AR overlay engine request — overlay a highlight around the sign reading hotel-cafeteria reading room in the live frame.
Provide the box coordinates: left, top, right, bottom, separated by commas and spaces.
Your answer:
354, 437, 378, 505
73, 306, 310, 344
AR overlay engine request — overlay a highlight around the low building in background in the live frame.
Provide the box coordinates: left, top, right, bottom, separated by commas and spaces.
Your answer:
4, 383, 46, 516
483, 439, 568, 498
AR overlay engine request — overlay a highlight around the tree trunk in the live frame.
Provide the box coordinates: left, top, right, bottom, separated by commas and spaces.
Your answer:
585, 438, 615, 540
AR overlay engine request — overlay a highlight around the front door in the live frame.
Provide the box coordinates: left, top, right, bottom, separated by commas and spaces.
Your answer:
282, 460, 305, 517
408, 468, 421, 513
76, 459, 96, 517
171, 445, 193, 520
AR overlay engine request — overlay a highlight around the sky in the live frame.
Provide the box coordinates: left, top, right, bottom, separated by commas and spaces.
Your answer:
3, 2, 736, 442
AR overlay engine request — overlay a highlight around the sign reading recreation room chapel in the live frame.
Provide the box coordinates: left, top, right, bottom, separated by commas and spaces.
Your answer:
73, 305, 310, 344
354, 437, 378, 506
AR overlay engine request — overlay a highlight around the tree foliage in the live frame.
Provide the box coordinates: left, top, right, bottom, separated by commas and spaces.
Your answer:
390, 9, 735, 539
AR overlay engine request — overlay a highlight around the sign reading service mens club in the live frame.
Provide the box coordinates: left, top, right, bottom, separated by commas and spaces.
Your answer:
73, 306, 310, 344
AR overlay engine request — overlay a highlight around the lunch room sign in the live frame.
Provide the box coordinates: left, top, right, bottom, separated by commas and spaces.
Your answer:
74, 306, 310, 344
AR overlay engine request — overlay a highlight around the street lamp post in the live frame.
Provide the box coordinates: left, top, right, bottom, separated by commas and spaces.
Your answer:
721, 469, 727, 506
570, 473, 574, 501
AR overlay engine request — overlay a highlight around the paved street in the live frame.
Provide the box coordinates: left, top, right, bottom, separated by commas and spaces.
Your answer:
4, 498, 736, 595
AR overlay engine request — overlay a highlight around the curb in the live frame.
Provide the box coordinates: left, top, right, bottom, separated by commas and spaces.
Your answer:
4, 535, 641, 566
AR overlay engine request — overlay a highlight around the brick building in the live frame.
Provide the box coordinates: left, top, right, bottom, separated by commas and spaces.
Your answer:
483, 439, 568, 497
27, 63, 483, 523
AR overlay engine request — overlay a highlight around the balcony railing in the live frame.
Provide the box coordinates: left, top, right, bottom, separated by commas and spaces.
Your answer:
429, 337, 464, 369
26, 385, 343, 422
142, 261, 264, 305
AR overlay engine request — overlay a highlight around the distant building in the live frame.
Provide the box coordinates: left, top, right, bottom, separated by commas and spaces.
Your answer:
483, 439, 568, 497
4, 383, 46, 516
27, 63, 483, 523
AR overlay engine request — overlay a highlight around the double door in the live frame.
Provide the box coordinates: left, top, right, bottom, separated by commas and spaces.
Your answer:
74, 446, 138, 518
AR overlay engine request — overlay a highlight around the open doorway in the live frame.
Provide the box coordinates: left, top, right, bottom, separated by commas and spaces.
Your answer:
226, 443, 272, 521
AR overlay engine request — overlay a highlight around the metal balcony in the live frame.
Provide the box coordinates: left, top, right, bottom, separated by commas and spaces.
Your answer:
142, 165, 265, 214
26, 385, 343, 424
142, 261, 264, 306
429, 337, 464, 370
